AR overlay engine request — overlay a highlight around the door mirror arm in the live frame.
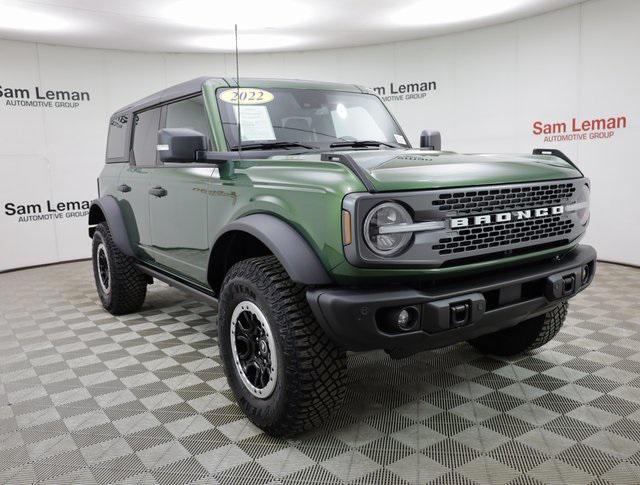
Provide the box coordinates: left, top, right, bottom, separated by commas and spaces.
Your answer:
194, 151, 232, 164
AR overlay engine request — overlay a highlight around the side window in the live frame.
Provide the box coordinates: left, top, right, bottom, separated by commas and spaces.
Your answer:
165, 95, 213, 150
106, 112, 129, 161
132, 107, 161, 166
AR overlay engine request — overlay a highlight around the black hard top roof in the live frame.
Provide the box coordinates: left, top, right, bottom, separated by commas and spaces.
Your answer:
112, 77, 369, 116
114, 77, 225, 115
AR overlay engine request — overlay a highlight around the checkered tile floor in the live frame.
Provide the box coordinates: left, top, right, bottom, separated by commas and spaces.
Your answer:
1, 261, 640, 485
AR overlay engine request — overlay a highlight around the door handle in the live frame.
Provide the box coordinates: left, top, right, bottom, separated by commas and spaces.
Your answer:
149, 186, 167, 198
117, 184, 131, 193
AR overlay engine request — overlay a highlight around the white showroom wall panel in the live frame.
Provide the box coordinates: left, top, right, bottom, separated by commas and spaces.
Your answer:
0, 157, 59, 270
0, 40, 56, 271
516, 6, 581, 170
0, 0, 638, 271
104, 50, 168, 111
515, 6, 581, 145
0, 40, 47, 157
448, 23, 520, 153
577, 0, 640, 267
334, 44, 398, 86
164, 53, 228, 86
37, 44, 109, 262
398, 38, 453, 130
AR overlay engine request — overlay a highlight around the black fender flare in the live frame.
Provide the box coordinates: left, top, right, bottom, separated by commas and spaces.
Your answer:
88, 196, 135, 257
211, 214, 333, 286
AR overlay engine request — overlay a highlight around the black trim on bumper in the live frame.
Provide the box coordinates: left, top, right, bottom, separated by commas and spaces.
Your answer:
307, 245, 596, 355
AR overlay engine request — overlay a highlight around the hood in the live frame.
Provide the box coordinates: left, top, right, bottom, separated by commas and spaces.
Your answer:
344, 150, 583, 191
285, 149, 583, 192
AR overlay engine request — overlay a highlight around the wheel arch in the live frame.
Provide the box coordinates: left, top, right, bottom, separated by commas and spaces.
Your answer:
88, 196, 135, 257
208, 214, 333, 296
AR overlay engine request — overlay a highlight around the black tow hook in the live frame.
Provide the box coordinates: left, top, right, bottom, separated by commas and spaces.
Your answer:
450, 303, 471, 328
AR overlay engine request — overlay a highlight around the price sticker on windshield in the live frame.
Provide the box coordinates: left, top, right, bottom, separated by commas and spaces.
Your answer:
219, 88, 274, 105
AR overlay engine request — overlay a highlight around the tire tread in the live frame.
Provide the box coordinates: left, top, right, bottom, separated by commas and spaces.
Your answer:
220, 256, 347, 436
468, 302, 568, 356
92, 222, 147, 315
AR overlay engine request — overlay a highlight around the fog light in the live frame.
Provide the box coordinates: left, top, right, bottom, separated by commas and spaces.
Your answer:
378, 305, 420, 333
397, 309, 411, 329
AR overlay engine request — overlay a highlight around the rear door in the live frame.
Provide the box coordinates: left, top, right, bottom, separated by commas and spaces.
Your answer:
148, 95, 214, 284
119, 107, 161, 261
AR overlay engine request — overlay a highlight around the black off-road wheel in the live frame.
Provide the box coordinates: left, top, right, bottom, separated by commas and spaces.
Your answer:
218, 255, 347, 437
92, 222, 147, 315
468, 302, 568, 356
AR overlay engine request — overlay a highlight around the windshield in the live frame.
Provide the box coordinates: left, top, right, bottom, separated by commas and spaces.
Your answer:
216, 87, 409, 150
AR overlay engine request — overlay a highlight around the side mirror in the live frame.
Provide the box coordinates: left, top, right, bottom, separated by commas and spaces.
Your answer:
157, 128, 207, 163
420, 130, 441, 151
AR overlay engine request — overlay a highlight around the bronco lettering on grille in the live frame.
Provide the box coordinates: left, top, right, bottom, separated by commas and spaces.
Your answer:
451, 205, 564, 228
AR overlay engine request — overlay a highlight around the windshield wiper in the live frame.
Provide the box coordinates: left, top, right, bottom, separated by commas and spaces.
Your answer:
230, 141, 316, 151
329, 140, 399, 149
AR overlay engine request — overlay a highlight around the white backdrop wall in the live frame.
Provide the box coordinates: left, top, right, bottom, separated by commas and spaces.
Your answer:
0, 0, 638, 272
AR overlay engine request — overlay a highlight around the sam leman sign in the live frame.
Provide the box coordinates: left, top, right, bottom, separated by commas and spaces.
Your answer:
0, 84, 91, 109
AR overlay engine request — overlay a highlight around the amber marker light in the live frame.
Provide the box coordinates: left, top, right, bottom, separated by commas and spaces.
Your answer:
342, 210, 352, 245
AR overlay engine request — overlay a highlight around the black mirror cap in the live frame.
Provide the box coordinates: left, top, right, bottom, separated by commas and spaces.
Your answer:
158, 128, 207, 163
420, 130, 441, 151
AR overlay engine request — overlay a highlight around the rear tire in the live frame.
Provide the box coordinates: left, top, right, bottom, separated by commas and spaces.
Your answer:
468, 302, 568, 356
218, 255, 347, 437
92, 222, 147, 315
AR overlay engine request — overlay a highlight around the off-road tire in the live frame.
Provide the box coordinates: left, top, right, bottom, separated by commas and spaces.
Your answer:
468, 302, 568, 356
218, 255, 347, 437
92, 222, 147, 315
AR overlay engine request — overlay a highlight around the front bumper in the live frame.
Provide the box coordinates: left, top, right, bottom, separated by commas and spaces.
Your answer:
307, 245, 596, 355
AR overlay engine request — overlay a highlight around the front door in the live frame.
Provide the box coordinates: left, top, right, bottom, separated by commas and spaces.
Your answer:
148, 95, 215, 284
119, 107, 161, 261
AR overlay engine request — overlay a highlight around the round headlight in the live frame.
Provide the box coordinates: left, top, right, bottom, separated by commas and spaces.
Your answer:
577, 183, 590, 225
364, 202, 413, 256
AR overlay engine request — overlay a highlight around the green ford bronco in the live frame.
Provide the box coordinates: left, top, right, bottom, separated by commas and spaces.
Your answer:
89, 77, 595, 436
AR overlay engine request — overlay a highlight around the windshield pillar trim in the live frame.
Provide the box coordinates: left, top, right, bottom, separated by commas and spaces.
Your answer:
321, 153, 376, 193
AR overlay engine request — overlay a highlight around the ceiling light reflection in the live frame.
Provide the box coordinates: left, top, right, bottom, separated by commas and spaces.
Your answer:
0, 4, 71, 31
390, 0, 536, 26
191, 33, 303, 51
163, 0, 312, 29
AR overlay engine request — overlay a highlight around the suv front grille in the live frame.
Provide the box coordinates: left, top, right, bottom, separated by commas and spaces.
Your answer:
433, 215, 574, 255
428, 180, 583, 264
431, 182, 576, 215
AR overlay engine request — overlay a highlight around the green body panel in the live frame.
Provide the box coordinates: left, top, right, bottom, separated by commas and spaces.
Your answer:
205, 160, 365, 280
119, 166, 154, 254
102, 77, 586, 288
147, 167, 214, 282
110, 159, 364, 288
99, 163, 124, 198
